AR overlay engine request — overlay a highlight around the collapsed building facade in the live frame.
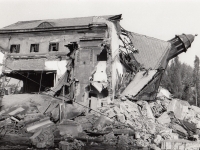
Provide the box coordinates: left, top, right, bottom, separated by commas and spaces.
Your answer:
0, 14, 198, 149
0, 14, 195, 109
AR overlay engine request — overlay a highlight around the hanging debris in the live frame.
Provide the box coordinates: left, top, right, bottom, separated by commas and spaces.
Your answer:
0, 14, 197, 149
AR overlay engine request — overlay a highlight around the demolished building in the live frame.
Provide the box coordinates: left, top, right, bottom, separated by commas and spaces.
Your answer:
0, 14, 195, 106
0, 14, 197, 149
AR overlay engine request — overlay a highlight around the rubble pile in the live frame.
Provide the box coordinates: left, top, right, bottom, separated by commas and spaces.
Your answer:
1, 92, 200, 150
0, 14, 198, 150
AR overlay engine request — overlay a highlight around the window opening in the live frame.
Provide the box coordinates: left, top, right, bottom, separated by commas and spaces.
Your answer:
30, 44, 39, 52
10, 44, 20, 53
49, 43, 59, 52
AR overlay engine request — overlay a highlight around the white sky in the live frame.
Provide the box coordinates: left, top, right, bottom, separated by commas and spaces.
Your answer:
0, 0, 200, 67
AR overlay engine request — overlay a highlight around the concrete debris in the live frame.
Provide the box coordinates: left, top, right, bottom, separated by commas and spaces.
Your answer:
121, 70, 157, 98
74, 114, 96, 130
26, 117, 54, 133
138, 100, 155, 121
37, 101, 51, 114
104, 108, 116, 118
30, 125, 55, 148
154, 134, 162, 145
59, 139, 85, 150
57, 119, 83, 137
116, 114, 126, 123
8, 107, 25, 115
0, 14, 197, 149
157, 112, 171, 125
161, 139, 200, 150
167, 99, 189, 120
2, 93, 200, 149
59, 141, 69, 150
50, 106, 60, 122
113, 128, 135, 136
63, 103, 84, 120
93, 116, 113, 130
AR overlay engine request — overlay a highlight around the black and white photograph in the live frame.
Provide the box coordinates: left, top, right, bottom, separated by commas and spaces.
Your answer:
0, 0, 200, 149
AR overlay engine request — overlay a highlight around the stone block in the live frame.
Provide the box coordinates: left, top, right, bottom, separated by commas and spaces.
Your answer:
30, 126, 54, 148
113, 106, 121, 114
116, 114, 125, 123
26, 117, 53, 133
93, 116, 113, 130
157, 112, 171, 125
57, 119, 83, 137
167, 99, 188, 120
105, 108, 116, 118
154, 135, 162, 145
59, 141, 69, 150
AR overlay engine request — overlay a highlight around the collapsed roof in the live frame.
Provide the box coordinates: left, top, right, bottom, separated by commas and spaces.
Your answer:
0, 14, 196, 101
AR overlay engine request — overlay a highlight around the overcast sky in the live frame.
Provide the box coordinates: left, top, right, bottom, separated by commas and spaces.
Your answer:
0, 0, 199, 67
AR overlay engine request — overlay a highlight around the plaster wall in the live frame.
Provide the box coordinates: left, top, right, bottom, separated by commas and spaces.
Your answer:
0, 30, 106, 54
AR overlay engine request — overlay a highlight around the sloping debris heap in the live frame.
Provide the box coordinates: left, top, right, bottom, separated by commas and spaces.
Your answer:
1, 92, 200, 150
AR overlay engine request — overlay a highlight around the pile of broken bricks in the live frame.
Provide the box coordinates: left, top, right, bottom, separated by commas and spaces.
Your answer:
1, 94, 200, 150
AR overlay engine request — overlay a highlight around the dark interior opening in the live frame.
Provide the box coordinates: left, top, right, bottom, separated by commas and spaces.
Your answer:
10, 44, 20, 53
49, 43, 59, 51
101, 88, 109, 97
30, 44, 39, 52
89, 93, 97, 98
89, 85, 109, 99
65, 42, 78, 57
97, 48, 107, 61
6, 71, 56, 94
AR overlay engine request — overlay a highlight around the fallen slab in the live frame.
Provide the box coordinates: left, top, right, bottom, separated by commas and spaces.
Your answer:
26, 117, 54, 133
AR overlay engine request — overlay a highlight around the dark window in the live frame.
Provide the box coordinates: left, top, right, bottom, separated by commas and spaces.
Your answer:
49, 43, 59, 52
97, 48, 107, 61
10, 44, 20, 53
30, 44, 39, 52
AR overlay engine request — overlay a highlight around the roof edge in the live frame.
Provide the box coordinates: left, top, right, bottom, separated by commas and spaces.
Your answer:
1, 14, 122, 32
0, 23, 107, 34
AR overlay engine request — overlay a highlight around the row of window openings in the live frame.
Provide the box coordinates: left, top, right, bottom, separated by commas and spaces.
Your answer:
10, 43, 59, 53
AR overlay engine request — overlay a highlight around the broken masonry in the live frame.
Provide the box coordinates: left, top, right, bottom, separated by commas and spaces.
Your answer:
0, 14, 195, 107
0, 14, 198, 149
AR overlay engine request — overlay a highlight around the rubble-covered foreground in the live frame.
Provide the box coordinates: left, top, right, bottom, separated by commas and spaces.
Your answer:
1, 93, 200, 150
